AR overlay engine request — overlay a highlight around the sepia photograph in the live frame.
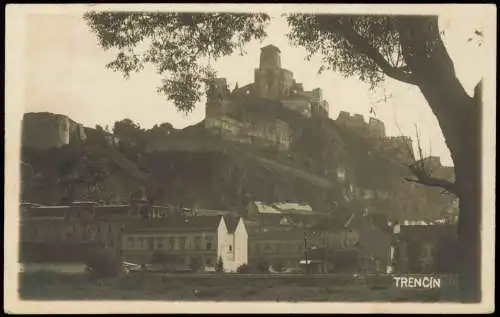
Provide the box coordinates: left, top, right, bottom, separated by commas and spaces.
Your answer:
4, 3, 496, 314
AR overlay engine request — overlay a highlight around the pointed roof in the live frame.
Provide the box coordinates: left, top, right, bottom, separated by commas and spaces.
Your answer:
261, 44, 281, 53
224, 216, 241, 234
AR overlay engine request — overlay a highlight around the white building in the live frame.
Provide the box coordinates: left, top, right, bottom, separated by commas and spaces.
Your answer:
121, 215, 248, 273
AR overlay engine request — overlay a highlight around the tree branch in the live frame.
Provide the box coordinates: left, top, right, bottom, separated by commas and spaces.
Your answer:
406, 162, 457, 194
317, 16, 418, 85
404, 177, 456, 194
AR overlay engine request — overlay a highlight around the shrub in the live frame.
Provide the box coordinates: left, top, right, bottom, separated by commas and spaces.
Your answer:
215, 256, 224, 273
237, 264, 251, 274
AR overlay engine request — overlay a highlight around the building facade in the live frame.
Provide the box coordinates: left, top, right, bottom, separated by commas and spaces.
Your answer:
120, 216, 248, 272
390, 224, 459, 274
20, 201, 174, 255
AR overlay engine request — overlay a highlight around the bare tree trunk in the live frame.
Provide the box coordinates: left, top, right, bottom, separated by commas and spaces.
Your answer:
454, 82, 482, 302
418, 83, 482, 302
397, 17, 483, 301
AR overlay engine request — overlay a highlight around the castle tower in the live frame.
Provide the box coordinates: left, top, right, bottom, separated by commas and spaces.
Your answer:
259, 45, 281, 69
254, 45, 294, 99
205, 78, 230, 118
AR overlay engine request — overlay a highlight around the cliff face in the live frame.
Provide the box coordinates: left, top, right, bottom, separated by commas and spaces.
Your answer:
22, 112, 87, 149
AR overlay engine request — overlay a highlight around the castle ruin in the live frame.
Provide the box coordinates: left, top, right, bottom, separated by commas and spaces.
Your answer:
205, 45, 330, 150
252, 45, 329, 118
204, 45, 417, 160
336, 111, 386, 139
22, 112, 87, 150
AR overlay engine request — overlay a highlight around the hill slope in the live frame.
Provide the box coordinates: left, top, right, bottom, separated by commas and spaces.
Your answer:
20, 108, 456, 221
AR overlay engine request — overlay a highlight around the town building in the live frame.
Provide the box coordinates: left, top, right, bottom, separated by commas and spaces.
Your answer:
246, 201, 330, 227
390, 223, 458, 274
248, 229, 308, 271
304, 212, 392, 273
20, 201, 174, 255
120, 215, 248, 272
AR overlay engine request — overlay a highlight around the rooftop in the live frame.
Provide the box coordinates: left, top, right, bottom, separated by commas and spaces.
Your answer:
249, 228, 306, 241
223, 216, 241, 234
251, 201, 317, 215
124, 215, 224, 233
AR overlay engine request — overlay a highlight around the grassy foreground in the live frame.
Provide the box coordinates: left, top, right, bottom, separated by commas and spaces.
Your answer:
19, 272, 461, 302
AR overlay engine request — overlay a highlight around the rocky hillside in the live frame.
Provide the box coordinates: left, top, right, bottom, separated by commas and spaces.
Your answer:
20, 109, 457, 222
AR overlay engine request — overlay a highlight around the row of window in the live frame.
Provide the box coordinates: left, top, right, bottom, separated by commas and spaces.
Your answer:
250, 242, 304, 254
23, 222, 122, 240
23, 228, 118, 249
125, 236, 215, 251
145, 255, 216, 267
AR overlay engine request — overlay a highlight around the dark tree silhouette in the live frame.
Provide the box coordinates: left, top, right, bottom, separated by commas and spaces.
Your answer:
287, 15, 482, 301
84, 12, 269, 113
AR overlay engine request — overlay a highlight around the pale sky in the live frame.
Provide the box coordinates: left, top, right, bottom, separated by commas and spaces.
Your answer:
23, 8, 488, 167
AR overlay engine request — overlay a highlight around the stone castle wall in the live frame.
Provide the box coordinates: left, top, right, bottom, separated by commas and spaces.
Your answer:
205, 115, 292, 151
22, 113, 87, 149
336, 111, 386, 139
336, 111, 416, 162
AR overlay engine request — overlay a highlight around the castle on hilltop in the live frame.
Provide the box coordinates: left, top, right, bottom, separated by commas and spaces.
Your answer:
204, 45, 330, 151
203, 45, 415, 162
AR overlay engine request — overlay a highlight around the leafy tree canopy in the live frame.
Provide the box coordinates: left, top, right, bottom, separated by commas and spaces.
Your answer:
84, 12, 270, 112
287, 15, 408, 88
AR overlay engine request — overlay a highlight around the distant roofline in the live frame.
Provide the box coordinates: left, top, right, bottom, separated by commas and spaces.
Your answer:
123, 215, 225, 233
30, 206, 71, 209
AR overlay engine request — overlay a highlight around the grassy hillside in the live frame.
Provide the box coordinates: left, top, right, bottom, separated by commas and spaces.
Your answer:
20, 107, 455, 221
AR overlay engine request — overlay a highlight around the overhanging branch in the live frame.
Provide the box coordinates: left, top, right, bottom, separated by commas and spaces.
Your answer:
406, 164, 457, 194
317, 16, 418, 85
404, 177, 456, 193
